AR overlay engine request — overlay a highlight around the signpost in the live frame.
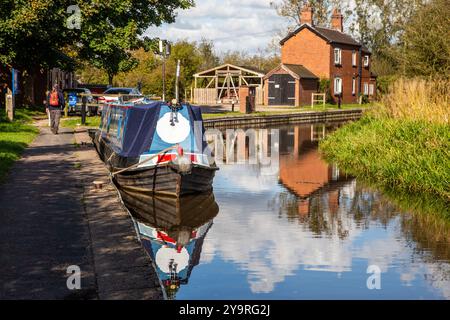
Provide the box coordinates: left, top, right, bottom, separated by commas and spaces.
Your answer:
159, 40, 171, 102
175, 59, 181, 103
6, 69, 19, 121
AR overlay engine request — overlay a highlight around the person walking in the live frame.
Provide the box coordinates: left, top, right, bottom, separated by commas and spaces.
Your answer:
46, 84, 65, 134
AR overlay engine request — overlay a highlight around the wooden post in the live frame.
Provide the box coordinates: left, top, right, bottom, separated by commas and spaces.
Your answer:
5, 88, 14, 121
81, 96, 87, 125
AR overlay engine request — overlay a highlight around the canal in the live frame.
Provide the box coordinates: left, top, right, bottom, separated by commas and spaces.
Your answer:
129, 122, 450, 300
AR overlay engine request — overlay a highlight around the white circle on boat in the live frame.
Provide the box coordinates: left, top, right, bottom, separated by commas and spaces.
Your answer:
155, 246, 190, 273
156, 112, 190, 144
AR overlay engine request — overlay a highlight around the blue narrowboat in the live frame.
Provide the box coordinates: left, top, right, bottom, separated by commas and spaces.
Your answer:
90, 100, 218, 197
131, 192, 219, 299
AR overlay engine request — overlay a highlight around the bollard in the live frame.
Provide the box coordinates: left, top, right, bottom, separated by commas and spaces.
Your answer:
93, 180, 104, 190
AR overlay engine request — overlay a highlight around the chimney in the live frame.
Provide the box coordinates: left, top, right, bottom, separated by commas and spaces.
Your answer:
331, 8, 343, 32
300, 4, 314, 26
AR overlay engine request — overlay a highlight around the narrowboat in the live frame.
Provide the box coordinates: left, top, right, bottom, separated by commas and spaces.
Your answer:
129, 192, 219, 299
90, 100, 218, 197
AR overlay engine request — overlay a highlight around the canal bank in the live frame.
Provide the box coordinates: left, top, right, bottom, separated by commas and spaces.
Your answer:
204, 108, 364, 128
0, 121, 163, 299
319, 80, 450, 217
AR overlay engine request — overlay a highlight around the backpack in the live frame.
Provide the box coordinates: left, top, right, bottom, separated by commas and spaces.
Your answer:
49, 91, 59, 106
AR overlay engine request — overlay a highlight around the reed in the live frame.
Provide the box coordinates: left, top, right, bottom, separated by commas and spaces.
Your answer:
371, 77, 449, 124
320, 78, 450, 215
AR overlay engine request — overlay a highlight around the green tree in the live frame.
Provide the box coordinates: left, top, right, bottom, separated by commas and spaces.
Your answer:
348, 0, 425, 75
0, 0, 194, 85
197, 38, 219, 71
76, 0, 194, 85
394, 0, 450, 77
0, 0, 77, 71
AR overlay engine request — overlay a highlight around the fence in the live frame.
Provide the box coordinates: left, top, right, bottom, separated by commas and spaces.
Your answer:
311, 93, 326, 108
193, 88, 217, 105
194, 87, 263, 105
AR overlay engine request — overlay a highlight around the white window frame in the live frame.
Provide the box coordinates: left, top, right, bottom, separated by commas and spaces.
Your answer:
352, 51, 357, 67
369, 84, 374, 96
364, 55, 369, 67
334, 48, 342, 65
352, 78, 356, 95
334, 77, 342, 95
363, 83, 369, 95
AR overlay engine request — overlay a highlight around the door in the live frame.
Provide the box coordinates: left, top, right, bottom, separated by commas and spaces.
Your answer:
268, 74, 295, 105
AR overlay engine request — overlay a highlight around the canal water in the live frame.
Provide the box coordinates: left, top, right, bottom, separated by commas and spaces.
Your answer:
131, 122, 450, 300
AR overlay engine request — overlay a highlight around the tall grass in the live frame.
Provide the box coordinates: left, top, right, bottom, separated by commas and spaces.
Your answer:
320, 78, 450, 214
372, 78, 449, 124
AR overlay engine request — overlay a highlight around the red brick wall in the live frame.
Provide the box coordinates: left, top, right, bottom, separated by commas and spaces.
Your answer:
329, 44, 360, 103
281, 28, 331, 78
299, 78, 318, 106
281, 28, 376, 104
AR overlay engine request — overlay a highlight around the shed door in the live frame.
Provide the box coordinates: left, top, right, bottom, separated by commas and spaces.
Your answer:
268, 74, 295, 105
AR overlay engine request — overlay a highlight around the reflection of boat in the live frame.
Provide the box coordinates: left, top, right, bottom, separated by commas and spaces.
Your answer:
90, 101, 218, 197
127, 192, 219, 299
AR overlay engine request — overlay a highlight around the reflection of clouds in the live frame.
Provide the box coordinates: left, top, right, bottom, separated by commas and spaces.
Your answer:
202, 195, 362, 293
215, 164, 279, 193
202, 180, 450, 297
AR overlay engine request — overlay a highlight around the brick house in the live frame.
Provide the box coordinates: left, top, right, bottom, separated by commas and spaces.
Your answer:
264, 6, 377, 106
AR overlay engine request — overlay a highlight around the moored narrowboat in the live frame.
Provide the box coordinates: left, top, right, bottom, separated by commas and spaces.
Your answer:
90, 100, 218, 197
130, 192, 219, 299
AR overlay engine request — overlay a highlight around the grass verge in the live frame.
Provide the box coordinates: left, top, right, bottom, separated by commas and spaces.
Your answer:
0, 108, 41, 182
61, 116, 101, 128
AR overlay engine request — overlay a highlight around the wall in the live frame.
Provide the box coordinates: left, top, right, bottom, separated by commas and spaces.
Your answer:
329, 44, 359, 104
299, 78, 318, 106
281, 28, 331, 78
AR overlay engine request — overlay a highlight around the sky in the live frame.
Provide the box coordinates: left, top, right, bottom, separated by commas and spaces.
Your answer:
144, 0, 290, 55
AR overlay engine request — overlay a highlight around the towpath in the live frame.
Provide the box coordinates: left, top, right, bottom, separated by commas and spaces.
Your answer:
0, 120, 163, 300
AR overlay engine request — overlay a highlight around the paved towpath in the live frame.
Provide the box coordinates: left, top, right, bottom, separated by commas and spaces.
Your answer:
0, 120, 163, 299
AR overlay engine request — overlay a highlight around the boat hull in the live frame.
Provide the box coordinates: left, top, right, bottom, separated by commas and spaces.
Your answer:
90, 129, 218, 197
113, 164, 217, 197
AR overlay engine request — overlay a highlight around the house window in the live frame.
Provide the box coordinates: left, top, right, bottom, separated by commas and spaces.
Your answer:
334, 77, 342, 95
364, 83, 369, 95
364, 55, 369, 67
369, 84, 374, 96
352, 51, 357, 67
352, 78, 356, 95
334, 48, 342, 65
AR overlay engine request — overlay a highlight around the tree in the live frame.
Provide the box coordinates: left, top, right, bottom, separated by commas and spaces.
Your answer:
270, 0, 345, 27
197, 38, 219, 71
347, 0, 425, 75
0, 0, 78, 71
0, 0, 194, 85
394, 0, 450, 77
76, 0, 194, 85
220, 48, 280, 73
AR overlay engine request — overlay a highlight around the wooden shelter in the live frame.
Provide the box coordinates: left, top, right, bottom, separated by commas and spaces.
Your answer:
192, 64, 265, 105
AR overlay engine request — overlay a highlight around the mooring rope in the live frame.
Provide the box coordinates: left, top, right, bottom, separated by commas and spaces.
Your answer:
111, 145, 178, 176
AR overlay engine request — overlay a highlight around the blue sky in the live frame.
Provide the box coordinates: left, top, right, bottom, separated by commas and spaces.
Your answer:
144, 0, 290, 55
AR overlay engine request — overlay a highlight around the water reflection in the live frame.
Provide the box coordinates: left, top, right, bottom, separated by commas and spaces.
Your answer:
122, 192, 219, 299
127, 122, 450, 299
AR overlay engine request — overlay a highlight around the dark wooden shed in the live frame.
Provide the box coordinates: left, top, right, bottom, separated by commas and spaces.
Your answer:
264, 64, 318, 106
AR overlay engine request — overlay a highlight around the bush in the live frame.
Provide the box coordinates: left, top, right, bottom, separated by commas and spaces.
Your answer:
319, 78, 333, 103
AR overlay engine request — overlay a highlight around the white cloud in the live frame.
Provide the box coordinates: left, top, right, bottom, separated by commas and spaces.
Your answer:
144, 0, 289, 54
